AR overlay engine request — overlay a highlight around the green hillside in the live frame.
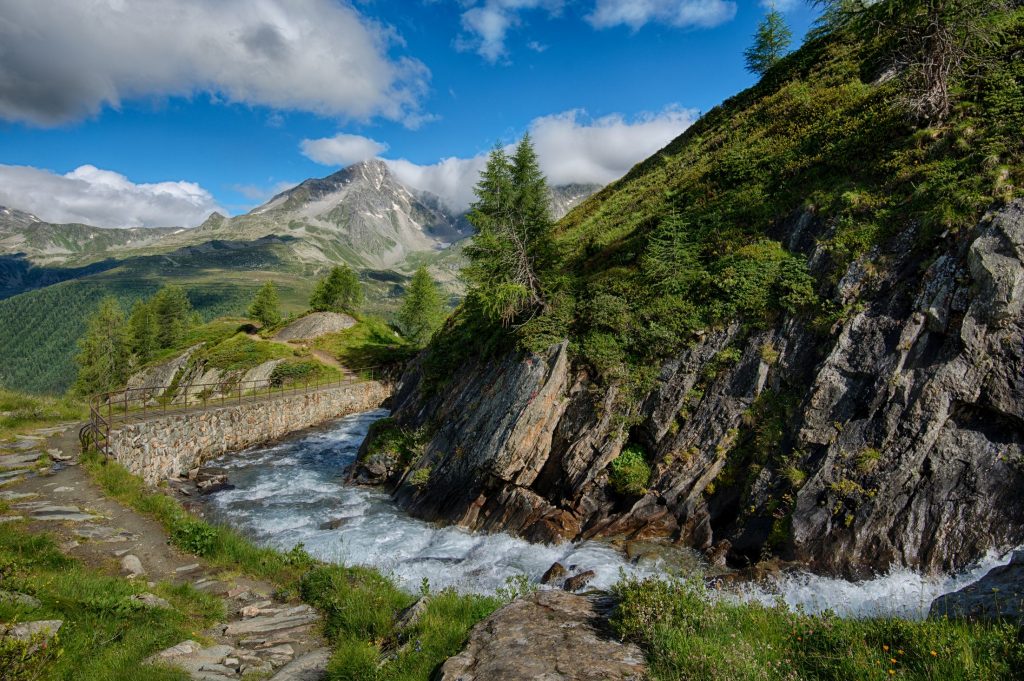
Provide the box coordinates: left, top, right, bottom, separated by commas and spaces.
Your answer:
440, 4, 1023, 395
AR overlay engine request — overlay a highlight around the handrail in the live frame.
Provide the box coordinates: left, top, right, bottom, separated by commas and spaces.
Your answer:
85, 366, 383, 458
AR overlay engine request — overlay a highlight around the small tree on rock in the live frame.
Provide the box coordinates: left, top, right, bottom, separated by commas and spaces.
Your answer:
745, 7, 793, 76
248, 281, 282, 328
398, 267, 446, 346
73, 297, 131, 396
310, 265, 363, 315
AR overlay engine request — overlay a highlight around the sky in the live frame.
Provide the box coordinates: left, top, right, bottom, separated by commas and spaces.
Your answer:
0, 0, 819, 227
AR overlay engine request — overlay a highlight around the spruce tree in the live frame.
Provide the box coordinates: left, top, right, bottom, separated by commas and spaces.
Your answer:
152, 285, 194, 349
398, 267, 446, 346
744, 7, 793, 76
73, 297, 131, 396
248, 281, 282, 328
465, 136, 552, 326
310, 265, 363, 314
127, 299, 158, 365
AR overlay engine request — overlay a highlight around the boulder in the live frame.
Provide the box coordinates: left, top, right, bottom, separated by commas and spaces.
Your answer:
439, 590, 645, 681
563, 570, 596, 592
121, 554, 145, 577
275, 312, 357, 341
929, 551, 1024, 621
541, 562, 567, 585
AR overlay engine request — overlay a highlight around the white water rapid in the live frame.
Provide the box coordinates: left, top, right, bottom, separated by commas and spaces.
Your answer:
199, 409, 1018, 620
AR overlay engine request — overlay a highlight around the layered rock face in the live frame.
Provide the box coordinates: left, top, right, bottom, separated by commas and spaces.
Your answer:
356, 202, 1024, 577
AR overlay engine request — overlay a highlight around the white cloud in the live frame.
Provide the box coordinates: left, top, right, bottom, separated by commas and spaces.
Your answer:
0, 164, 224, 227
454, 0, 564, 63
587, 0, 737, 30
300, 134, 389, 166
385, 106, 697, 211
0, 0, 429, 127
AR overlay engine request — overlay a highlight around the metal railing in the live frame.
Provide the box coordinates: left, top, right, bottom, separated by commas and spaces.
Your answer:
82, 367, 382, 457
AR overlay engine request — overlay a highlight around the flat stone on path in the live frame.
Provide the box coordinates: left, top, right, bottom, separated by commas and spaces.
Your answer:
223, 605, 320, 636
438, 590, 646, 681
0, 452, 43, 467
0, 515, 24, 523
121, 554, 145, 577
12, 501, 99, 522
269, 648, 332, 680
131, 592, 173, 609
0, 469, 28, 481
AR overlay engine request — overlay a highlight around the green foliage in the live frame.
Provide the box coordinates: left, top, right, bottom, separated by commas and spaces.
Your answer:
151, 285, 196, 350
248, 281, 282, 328
359, 417, 426, 469
270, 359, 337, 387
72, 296, 131, 397
408, 466, 431, 489
608, 444, 653, 497
127, 298, 159, 365
744, 8, 793, 76
611, 574, 1024, 681
310, 265, 363, 315
464, 135, 554, 326
170, 518, 218, 556
397, 267, 446, 346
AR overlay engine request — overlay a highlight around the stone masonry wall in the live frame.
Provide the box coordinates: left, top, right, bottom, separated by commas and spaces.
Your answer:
110, 381, 391, 484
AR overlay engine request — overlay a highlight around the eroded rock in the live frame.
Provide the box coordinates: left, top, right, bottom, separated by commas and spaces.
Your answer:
439, 590, 645, 681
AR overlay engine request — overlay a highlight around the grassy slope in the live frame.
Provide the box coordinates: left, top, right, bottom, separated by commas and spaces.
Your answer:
502, 9, 1024, 386
0, 390, 86, 442
0, 523, 223, 681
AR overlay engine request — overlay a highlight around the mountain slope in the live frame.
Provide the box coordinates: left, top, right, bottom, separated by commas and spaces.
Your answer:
354, 7, 1024, 577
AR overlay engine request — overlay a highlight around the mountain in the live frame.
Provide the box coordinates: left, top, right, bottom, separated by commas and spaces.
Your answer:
149, 160, 470, 270
0, 206, 179, 264
352, 6, 1024, 579
0, 161, 601, 395
548, 183, 603, 220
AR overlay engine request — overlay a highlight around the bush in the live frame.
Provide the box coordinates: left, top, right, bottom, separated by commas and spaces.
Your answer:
608, 445, 652, 497
170, 518, 218, 556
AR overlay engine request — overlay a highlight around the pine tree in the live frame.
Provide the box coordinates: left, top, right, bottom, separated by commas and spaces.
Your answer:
72, 297, 131, 396
248, 281, 282, 328
744, 8, 793, 76
398, 267, 446, 346
152, 285, 194, 349
310, 265, 363, 314
465, 136, 552, 326
127, 299, 158, 365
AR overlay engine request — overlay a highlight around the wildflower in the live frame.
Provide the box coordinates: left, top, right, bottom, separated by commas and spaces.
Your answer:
891, 658, 897, 664
888, 671, 896, 676
930, 650, 938, 657
897, 649, 904, 655
883, 645, 890, 651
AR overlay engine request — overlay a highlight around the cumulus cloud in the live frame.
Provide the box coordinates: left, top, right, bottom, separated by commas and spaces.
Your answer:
0, 0, 429, 127
0, 164, 224, 227
760, 0, 800, 10
384, 106, 698, 211
454, 0, 564, 63
299, 134, 390, 166
587, 0, 737, 30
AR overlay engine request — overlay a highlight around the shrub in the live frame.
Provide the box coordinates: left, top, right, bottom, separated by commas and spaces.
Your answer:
408, 466, 431, 489
608, 445, 652, 497
170, 518, 218, 556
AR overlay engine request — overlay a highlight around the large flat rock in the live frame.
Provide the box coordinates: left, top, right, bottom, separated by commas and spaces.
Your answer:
223, 604, 320, 636
930, 550, 1024, 621
439, 590, 646, 681
274, 312, 356, 341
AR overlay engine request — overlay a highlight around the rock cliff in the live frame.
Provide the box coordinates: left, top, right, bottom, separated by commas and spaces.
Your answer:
355, 201, 1024, 577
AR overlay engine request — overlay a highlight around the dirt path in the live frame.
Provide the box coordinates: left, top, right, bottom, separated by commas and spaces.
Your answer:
0, 425, 331, 680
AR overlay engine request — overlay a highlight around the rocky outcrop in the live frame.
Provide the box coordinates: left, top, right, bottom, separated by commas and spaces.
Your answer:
929, 551, 1024, 621
354, 201, 1024, 577
274, 312, 357, 341
438, 590, 645, 681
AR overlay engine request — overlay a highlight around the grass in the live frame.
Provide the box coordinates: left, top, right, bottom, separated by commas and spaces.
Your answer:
0, 389, 86, 442
81, 453, 502, 680
196, 333, 296, 372
0, 522, 223, 681
611, 575, 1024, 681
315, 317, 417, 373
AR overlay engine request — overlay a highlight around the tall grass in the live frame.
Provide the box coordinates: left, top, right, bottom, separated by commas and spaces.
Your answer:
0, 389, 86, 441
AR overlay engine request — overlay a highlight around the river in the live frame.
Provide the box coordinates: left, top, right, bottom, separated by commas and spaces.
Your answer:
197, 409, 1017, 620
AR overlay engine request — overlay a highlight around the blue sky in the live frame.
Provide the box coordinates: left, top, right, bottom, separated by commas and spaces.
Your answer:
0, 0, 819, 226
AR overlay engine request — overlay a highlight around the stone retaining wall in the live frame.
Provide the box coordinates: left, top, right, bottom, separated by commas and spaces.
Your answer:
109, 381, 391, 484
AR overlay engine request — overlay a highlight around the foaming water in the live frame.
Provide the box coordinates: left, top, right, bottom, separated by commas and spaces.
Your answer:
736, 547, 1020, 620
199, 409, 669, 594
200, 409, 1014, 619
